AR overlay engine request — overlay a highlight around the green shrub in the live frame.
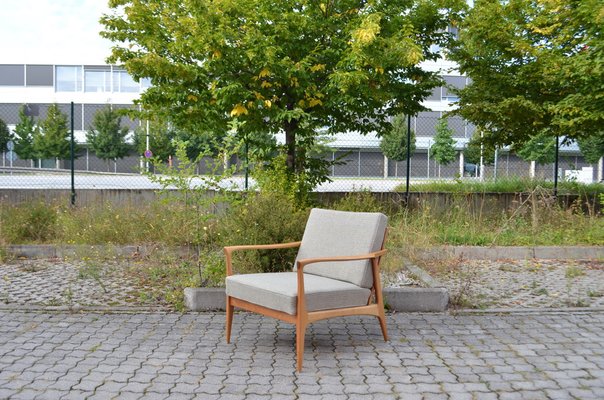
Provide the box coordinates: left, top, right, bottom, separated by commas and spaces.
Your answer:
330, 190, 387, 213
218, 192, 309, 274
5, 203, 58, 242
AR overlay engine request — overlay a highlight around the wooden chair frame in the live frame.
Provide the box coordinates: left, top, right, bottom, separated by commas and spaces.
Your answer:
224, 232, 388, 372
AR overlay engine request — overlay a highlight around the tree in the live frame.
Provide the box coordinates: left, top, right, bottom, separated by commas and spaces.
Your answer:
464, 131, 495, 166
13, 105, 38, 162
0, 118, 11, 153
578, 132, 604, 165
101, 0, 465, 189
34, 104, 71, 167
430, 118, 457, 177
450, 0, 604, 148
515, 132, 557, 178
133, 120, 175, 164
380, 114, 416, 162
515, 132, 556, 165
87, 106, 131, 171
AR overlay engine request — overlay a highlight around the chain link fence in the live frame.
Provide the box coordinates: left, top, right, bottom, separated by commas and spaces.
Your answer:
1, 103, 602, 199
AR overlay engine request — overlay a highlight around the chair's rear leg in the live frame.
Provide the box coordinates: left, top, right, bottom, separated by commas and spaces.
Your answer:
296, 322, 307, 372
226, 296, 234, 344
377, 311, 388, 342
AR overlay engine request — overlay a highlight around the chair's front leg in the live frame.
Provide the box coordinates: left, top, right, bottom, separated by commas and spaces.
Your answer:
226, 296, 234, 343
295, 264, 308, 372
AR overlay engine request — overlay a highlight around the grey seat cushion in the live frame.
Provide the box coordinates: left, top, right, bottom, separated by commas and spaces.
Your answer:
226, 272, 371, 315
294, 208, 388, 288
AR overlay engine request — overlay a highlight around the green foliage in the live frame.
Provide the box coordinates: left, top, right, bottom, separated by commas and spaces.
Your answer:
404, 177, 604, 196
515, 132, 556, 164
5, 203, 57, 242
330, 191, 386, 213
133, 120, 175, 163
464, 131, 495, 165
578, 132, 604, 165
101, 0, 465, 190
0, 118, 11, 152
380, 114, 416, 162
252, 152, 322, 209
450, 0, 604, 147
86, 106, 131, 162
34, 104, 71, 161
430, 118, 457, 167
218, 192, 309, 274
13, 105, 38, 160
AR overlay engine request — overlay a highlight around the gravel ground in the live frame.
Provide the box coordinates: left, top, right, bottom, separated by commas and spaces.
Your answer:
434, 258, 604, 309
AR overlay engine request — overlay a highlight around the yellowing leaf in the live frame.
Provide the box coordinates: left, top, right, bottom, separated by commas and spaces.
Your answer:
308, 98, 323, 107
259, 68, 271, 78
264, 100, 272, 108
376, 66, 384, 74
187, 94, 198, 102
319, 3, 327, 13
230, 104, 248, 117
298, 99, 306, 107
290, 77, 299, 87
261, 81, 273, 88
212, 50, 222, 59
310, 64, 326, 72
253, 91, 265, 100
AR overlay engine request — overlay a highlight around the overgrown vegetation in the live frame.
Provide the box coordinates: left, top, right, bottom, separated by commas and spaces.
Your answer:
1, 189, 602, 310
401, 177, 604, 196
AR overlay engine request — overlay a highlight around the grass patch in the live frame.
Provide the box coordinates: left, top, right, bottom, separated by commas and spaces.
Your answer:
401, 177, 604, 195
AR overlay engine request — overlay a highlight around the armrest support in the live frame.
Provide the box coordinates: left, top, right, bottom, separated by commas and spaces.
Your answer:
224, 241, 302, 276
295, 248, 387, 315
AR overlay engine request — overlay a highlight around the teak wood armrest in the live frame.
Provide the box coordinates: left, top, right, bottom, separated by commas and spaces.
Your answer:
295, 249, 387, 271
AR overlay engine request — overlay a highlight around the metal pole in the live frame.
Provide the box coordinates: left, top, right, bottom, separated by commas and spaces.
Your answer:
146, 120, 150, 172
405, 114, 411, 203
70, 101, 76, 206
554, 135, 559, 197
244, 135, 249, 191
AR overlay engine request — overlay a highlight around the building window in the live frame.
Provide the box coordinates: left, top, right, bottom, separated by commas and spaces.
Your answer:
85, 67, 111, 92
112, 70, 139, 92
56, 66, 82, 91
0, 65, 25, 86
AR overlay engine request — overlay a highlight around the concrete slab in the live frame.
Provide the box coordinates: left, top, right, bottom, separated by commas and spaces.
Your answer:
184, 288, 226, 311
383, 287, 449, 312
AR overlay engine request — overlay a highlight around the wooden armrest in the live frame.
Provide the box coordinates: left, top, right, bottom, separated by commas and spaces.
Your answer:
296, 249, 387, 270
224, 241, 302, 276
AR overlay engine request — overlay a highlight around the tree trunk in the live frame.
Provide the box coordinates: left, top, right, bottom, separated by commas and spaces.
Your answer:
284, 119, 298, 172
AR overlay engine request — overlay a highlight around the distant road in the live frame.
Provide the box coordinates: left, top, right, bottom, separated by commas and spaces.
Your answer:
0, 171, 405, 192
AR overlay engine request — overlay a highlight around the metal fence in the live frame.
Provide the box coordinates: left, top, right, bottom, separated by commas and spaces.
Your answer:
1, 102, 602, 200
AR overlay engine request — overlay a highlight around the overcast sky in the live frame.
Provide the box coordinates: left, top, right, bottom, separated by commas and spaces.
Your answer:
0, 0, 113, 64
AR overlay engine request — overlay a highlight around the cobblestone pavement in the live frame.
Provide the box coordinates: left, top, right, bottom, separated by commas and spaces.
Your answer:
439, 259, 604, 309
0, 310, 603, 399
0, 259, 160, 309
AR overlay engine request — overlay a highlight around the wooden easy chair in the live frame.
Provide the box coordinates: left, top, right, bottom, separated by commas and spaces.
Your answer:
224, 208, 389, 371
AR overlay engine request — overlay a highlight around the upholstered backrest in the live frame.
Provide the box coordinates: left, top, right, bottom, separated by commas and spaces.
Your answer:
294, 208, 388, 288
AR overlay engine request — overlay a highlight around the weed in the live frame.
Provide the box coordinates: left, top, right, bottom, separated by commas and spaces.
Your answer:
565, 266, 586, 279
532, 287, 549, 296
588, 290, 603, 298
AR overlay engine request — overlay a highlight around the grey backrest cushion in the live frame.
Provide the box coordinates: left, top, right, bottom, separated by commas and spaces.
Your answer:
294, 208, 388, 288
